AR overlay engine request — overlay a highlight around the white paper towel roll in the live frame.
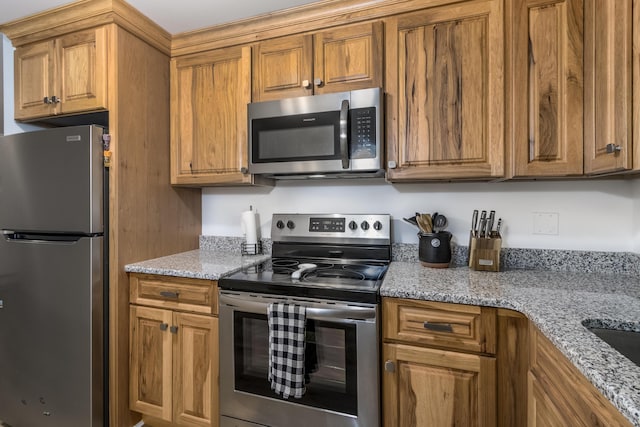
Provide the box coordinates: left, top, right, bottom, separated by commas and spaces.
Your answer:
241, 209, 258, 249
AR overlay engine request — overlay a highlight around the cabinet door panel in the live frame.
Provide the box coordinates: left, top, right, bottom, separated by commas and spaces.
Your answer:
383, 343, 496, 427
584, 0, 633, 174
57, 27, 108, 114
171, 46, 252, 185
174, 313, 218, 427
252, 35, 313, 101
13, 40, 54, 120
129, 306, 173, 421
511, 0, 583, 177
386, 0, 504, 180
314, 22, 383, 95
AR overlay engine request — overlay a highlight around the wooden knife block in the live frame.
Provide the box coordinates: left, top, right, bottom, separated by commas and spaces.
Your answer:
468, 233, 502, 272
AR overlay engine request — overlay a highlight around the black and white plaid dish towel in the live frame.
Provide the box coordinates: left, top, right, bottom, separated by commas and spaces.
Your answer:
267, 302, 307, 399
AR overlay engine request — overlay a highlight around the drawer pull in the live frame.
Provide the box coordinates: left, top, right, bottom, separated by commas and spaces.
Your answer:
159, 323, 168, 331
423, 321, 453, 333
160, 291, 179, 299
170, 325, 179, 334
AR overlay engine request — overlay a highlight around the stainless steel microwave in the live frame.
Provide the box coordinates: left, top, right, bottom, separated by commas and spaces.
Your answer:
248, 87, 383, 179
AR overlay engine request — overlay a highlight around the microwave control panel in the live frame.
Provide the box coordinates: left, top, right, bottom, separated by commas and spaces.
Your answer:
350, 107, 376, 159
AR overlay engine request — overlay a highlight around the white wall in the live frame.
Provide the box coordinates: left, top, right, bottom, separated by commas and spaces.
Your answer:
202, 179, 638, 252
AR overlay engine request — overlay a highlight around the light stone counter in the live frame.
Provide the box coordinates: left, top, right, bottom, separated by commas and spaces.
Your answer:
124, 249, 269, 280
381, 262, 640, 426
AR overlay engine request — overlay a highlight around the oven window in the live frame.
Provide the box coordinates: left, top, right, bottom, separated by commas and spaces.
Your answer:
251, 111, 340, 163
234, 312, 358, 415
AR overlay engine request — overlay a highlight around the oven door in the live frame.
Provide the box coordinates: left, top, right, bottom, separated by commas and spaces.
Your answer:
219, 291, 380, 427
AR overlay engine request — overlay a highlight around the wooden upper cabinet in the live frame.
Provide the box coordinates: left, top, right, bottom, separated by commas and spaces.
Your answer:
584, 0, 634, 175
14, 26, 108, 121
252, 21, 383, 101
385, 0, 505, 181
509, 0, 584, 177
170, 46, 253, 186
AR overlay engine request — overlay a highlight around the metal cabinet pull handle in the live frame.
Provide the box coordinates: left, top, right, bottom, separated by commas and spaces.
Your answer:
169, 325, 179, 334
314, 78, 323, 87
160, 291, 179, 299
302, 79, 312, 89
339, 99, 349, 169
43, 97, 51, 104
423, 321, 453, 333
159, 323, 168, 331
606, 143, 622, 154
384, 360, 395, 373
51, 96, 60, 104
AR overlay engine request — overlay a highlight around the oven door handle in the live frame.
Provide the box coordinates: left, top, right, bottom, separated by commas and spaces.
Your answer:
219, 293, 376, 320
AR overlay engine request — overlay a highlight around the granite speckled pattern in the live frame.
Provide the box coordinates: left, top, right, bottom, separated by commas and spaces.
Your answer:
381, 262, 640, 426
124, 249, 269, 280
392, 242, 640, 275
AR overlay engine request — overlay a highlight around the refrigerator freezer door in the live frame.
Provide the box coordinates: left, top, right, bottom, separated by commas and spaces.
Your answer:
0, 125, 104, 234
0, 234, 104, 427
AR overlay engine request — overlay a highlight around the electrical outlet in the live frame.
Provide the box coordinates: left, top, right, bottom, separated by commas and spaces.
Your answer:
533, 212, 559, 235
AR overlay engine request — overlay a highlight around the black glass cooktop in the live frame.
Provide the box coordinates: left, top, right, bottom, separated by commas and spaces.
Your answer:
219, 257, 388, 304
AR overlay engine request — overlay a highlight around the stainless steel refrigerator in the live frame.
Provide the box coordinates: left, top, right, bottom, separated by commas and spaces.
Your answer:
0, 125, 107, 427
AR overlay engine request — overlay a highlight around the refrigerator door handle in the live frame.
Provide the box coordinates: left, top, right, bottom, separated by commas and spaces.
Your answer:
2, 231, 81, 244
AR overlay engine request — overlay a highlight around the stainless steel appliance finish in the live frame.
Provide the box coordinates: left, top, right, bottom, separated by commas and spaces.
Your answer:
248, 87, 383, 179
219, 292, 379, 427
0, 125, 106, 427
219, 213, 390, 427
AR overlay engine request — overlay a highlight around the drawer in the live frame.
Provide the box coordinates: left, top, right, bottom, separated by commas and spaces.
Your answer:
129, 273, 218, 315
383, 298, 496, 354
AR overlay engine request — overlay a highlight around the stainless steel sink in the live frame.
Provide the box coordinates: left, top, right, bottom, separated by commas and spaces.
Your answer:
583, 322, 640, 367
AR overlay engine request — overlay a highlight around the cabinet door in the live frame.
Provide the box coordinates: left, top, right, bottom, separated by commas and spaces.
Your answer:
383, 343, 496, 427
13, 40, 55, 120
171, 46, 252, 185
57, 27, 109, 115
252, 34, 313, 101
510, 0, 583, 177
386, 0, 504, 181
584, 0, 633, 174
313, 21, 383, 95
528, 372, 577, 427
130, 305, 174, 422
173, 313, 218, 427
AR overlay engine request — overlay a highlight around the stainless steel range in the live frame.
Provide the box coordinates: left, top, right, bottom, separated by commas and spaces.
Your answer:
219, 213, 391, 427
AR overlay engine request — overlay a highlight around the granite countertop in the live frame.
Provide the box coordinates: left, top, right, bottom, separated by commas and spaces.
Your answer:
125, 247, 640, 426
381, 262, 640, 426
124, 249, 269, 280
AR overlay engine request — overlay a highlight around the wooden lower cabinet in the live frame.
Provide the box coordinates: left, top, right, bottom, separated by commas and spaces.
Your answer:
382, 298, 498, 427
383, 343, 496, 427
129, 274, 219, 427
528, 325, 633, 427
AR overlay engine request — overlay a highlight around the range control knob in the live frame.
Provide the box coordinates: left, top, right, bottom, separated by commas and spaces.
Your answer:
373, 221, 383, 231
360, 221, 370, 231
276, 220, 285, 229
287, 220, 295, 230
348, 221, 358, 230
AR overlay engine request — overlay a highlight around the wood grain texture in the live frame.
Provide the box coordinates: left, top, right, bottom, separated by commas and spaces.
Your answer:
383, 343, 496, 427
510, 0, 583, 177
496, 309, 529, 427
584, 0, 633, 174
110, 26, 201, 427
13, 40, 54, 119
130, 274, 218, 315
634, 0, 640, 172
0, 0, 171, 54
173, 313, 218, 427
313, 21, 384, 95
386, 0, 504, 181
383, 298, 497, 354
170, 46, 254, 186
528, 324, 633, 427
252, 34, 314, 101
129, 305, 174, 421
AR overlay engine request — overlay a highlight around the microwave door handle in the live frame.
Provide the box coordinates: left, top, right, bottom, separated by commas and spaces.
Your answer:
340, 99, 349, 169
